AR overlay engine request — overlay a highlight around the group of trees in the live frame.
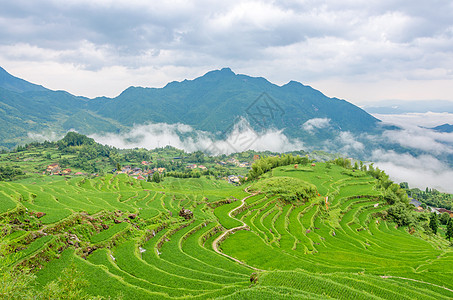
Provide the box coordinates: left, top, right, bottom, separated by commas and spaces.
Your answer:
0, 165, 24, 181
165, 169, 213, 179
403, 184, 453, 210
247, 154, 311, 180
4, 132, 253, 180
148, 172, 162, 183
429, 212, 453, 241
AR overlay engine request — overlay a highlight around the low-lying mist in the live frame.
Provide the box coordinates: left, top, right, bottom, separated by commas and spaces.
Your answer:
89, 119, 304, 155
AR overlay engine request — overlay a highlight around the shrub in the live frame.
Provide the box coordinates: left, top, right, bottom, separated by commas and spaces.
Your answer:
250, 176, 317, 203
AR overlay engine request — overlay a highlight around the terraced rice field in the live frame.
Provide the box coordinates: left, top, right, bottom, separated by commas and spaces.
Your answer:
1, 163, 452, 299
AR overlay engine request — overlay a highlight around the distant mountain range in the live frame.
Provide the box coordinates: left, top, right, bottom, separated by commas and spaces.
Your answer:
0, 66, 382, 150
361, 99, 453, 114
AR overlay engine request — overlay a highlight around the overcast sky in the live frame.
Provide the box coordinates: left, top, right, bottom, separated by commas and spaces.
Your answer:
1, 0, 453, 104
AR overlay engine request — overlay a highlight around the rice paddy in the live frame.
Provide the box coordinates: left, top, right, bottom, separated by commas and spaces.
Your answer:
1, 162, 452, 299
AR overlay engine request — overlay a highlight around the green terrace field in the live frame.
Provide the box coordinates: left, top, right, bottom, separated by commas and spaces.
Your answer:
1, 162, 452, 299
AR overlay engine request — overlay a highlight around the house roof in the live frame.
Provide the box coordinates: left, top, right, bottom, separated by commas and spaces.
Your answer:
410, 199, 422, 207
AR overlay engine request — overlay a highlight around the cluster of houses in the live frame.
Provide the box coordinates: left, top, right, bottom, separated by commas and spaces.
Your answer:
186, 164, 207, 170
217, 158, 251, 168
117, 165, 166, 180
225, 175, 245, 185
410, 199, 453, 217
44, 163, 84, 176
44, 160, 247, 185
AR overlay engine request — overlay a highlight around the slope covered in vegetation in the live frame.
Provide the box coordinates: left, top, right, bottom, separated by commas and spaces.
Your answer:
1, 153, 452, 299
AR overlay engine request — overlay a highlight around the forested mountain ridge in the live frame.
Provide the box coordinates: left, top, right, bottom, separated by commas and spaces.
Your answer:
0, 66, 381, 149
87, 67, 381, 136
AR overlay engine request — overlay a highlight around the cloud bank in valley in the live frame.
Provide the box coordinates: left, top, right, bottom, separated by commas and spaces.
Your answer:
373, 112, 453, 128
90, 119, 304, 156
372, 150, 453, 194
368, 114, 453, 193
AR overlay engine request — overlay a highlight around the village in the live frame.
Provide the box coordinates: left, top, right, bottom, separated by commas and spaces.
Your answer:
410, 198, 453, 218
43, 156, 253, 185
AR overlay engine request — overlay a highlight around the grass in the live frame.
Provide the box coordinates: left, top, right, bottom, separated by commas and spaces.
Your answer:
90, 222, 129, 244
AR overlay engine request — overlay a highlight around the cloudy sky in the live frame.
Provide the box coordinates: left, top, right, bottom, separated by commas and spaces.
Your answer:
1, 0, 453, 103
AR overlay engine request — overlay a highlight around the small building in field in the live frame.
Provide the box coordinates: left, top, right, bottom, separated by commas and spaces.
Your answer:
228, 175, 240, 184
61, 168, 71, 175
46, 163, 60, 175
437, 208, 453, 217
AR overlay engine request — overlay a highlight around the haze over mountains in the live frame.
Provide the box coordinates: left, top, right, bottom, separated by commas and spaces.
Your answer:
1, 66, 453, 192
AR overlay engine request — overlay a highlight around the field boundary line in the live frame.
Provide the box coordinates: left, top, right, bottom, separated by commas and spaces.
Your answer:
381, 275, 453, 293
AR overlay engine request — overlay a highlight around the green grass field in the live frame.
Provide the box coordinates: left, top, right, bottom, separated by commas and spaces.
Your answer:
1, 162, 452, 299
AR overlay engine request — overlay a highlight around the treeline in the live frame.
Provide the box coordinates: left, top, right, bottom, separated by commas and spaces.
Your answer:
247, 154, 311, 180
166, 169, 217, 179
166, 170, 202, 178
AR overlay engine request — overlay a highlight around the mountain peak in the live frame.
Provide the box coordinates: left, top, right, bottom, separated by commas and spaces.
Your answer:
283, 80, 305, 88
202, 67, 236, 79
431, 123, 453, 133
220, 67, 234, 73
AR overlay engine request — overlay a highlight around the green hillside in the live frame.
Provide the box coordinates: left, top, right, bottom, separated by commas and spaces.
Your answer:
1, 152, 452, 299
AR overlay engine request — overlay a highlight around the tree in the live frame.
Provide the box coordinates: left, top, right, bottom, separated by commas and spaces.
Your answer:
446, 218, 453, 242
429, 213, 439, 235
440, 212, 450, 225
399, 182, 409, 189
152, 172, 161, 183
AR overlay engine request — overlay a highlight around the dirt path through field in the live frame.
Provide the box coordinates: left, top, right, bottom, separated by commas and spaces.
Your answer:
212, 187, 265, 272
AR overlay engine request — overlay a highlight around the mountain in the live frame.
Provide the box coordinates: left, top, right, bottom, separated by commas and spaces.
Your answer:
87, 68, 381, 142
0, 66, 381, 149
0, 66, 49, 93
431, 123, 453, 133
0, 68, 122, 147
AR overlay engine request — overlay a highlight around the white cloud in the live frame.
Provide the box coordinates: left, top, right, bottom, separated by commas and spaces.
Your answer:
372, 149, 453, 193
1, 1, 453, 101
320, 131, 365, 157
27, 131, 62, 142
373, 112, 453, 128
381, 128, 453, 155
89, 119, 304, 155
302, 118, 331, 133
337, 131, 365, 154
370, 113, 453, 155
